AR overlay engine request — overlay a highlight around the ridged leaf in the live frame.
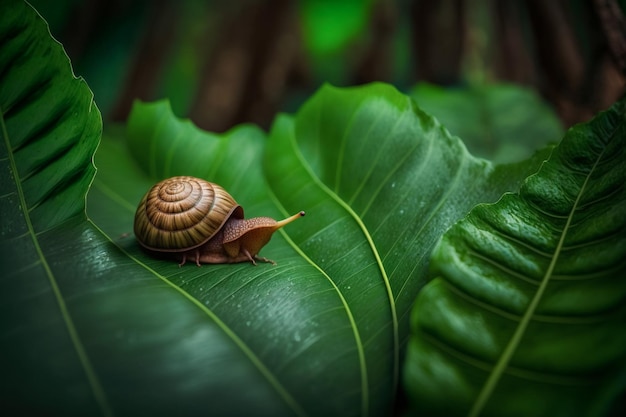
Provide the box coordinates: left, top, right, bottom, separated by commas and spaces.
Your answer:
0, 0, 103, 414
0, 0, 101, 229
404, 98, 626, 416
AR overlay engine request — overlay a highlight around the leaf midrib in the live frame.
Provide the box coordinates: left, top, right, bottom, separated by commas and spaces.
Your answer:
1, 109, 112, 417
272, 130, 370, 416
288, 113, 402, 415
468, 145, 608, 417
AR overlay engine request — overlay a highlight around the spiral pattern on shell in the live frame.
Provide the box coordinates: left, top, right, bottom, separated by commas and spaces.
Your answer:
134, 176, 242, 251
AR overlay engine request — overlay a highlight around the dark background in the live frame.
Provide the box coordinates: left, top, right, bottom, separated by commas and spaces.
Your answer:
30, 0, 626, 133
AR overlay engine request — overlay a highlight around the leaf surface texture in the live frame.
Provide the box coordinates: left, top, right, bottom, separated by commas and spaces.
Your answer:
404, 99, 626, 417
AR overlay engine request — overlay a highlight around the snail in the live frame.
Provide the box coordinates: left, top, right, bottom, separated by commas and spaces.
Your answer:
133, 176, 305, 266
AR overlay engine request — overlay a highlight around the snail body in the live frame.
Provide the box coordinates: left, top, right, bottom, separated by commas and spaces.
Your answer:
134, 176, 304, 266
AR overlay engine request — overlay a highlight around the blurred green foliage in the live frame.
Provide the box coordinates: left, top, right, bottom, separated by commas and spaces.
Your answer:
300, 0, 373, 56
411, 83, 563, 163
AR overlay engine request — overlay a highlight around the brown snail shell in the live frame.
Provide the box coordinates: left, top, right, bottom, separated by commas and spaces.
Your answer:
134, 176, 243, 252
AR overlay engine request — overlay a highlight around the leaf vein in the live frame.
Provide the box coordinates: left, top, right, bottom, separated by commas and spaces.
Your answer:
266, 157, 373, 416
468, 131, 611, 417
1, 110, 112, 416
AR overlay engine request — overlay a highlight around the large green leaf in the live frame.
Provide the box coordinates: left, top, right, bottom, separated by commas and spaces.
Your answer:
0, 1, 100, 228
264, 82, 550, 348
0, 0, 103, 413
403, 98, 626, 416
90, 108, 359, 417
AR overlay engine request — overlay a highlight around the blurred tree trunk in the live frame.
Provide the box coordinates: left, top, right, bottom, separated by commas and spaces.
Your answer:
411, 0, 467, 85
494, 1, 535, 85
188, 0, 303, 132
407, 0, 625, 125
109, 0, 179, 121
353, 0, 397, 84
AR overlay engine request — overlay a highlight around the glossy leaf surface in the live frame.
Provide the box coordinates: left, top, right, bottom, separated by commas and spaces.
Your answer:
1, 1, 557, 415
404, 99, 626, 417
265, 83, 550, 346
90, 109, 360, 417
0, 0, 103, 414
